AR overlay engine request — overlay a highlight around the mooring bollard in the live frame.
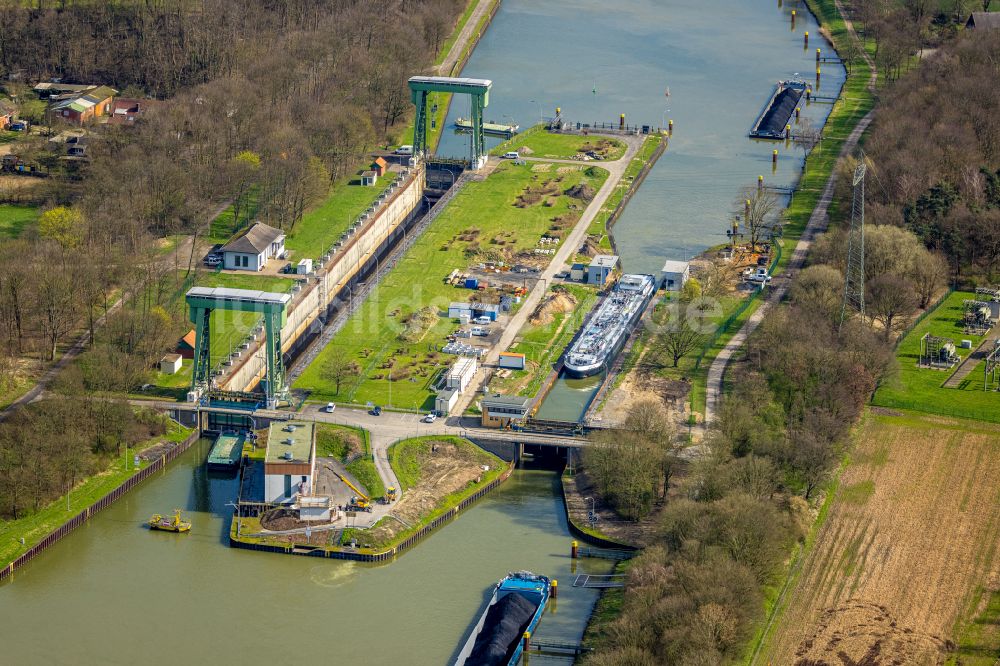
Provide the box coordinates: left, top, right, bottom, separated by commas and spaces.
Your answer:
619, 113, 625, 130
804, 30, 809, 47
668, 118, 674, 135
551, 579, 558, 598
785, 124, 791, 139
816, 47, 822, 63
571, 540, 578, 559
523, 631, 531, 653
790, 9, 796, 27
795, 106, 801, 120
772, 149, 778, 165
758, 175, 764, 191
806, 89, 812, 103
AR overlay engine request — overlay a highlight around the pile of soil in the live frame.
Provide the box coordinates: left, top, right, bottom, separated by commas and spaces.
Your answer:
468, 592, 536, 666
793, 601, 953, 665
528, 291, 577, 326
564, 183, 595, 201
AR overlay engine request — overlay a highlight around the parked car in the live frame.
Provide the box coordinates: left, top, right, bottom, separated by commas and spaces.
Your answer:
422, 413, 437, 423
204, 254, 222, 267
471, 326, 489, 337
394, 145, 413, 155
502, 151, 520, 159
746, 268, 772, 284
324, 402, 336, 413
473, 315, 492, 325
369, 405, 382, 416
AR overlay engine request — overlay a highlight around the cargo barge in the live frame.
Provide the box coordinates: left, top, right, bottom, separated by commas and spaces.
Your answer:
206, 431, 245, 470
455, 116, 519, 137
749, 79, 809, 139
454, 571, 551, 666
563, 274, 657, 378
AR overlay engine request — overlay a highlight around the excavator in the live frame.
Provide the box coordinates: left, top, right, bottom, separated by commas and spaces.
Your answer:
385, 486, 397, 503
336, 472, 373, 513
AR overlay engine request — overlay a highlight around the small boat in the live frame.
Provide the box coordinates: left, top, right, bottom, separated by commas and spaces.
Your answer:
454, 571, 550, 666
148, 510, 191, 533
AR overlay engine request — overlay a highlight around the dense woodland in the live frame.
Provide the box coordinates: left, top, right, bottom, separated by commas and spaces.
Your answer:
579, 4, 998, 662
0, 0, 463, 518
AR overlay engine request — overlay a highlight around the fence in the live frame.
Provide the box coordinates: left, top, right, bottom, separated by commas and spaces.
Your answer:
230, 465, 514, 563
891, 288, 954, 349
1, 431, 201, 582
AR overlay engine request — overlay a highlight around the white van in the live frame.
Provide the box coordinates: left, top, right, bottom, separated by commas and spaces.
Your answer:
502, 151, 519, 159
471, 326, 489, 337
395, 145, 414, 155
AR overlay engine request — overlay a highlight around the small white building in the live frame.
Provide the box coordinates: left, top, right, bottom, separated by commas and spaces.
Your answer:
221, 222, 286, 272
449, 302, 474, 320
435, 388, 459, 415
588, 255, 620, 286
296, 258, 313, 275
498, 352, 526, 370
263, 421, 316, 504
446, 357, 478, 392
296, 495, 332, 522
661, 259, 691, 292
159, 353, 182, 375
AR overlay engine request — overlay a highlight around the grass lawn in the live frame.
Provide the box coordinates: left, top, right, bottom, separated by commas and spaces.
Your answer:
389, 435, 500, 490
0, 420, 192, 570
314, 423, 384, 498
0, 204, 38, 240
208, 188, 260, 242
283, 174, 395, 259
492, 284, 599, 397
872, 291, 1000, 423
492, 125, 626, 160
294, 161, 608, 410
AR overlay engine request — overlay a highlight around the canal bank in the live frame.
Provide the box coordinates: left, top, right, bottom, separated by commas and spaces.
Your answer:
0, 441, 612, 665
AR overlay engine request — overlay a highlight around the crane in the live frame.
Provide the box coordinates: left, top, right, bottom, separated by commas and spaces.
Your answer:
335, 472, 373, 512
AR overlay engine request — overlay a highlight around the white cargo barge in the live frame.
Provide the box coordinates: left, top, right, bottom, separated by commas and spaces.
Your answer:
563, 274, 656, 378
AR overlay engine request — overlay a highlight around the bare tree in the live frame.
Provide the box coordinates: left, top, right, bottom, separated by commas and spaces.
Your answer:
867, 273, 917, 339
738, 186, 781, 250
320, 353, 361, 396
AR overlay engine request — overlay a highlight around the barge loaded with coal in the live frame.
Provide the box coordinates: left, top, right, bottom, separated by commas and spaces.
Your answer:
454, 571, 551, 666
563, 274, 657, 378
749, 79, 810, 139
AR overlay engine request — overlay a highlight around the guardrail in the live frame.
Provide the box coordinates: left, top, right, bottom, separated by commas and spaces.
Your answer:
1, 431, 200, 582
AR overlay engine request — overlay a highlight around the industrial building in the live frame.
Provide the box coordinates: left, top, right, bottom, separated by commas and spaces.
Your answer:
448, 302, 500, 321
480, 394, 533, 428
435, 388, 459, 415
498, 352, 526, 370
446, 357, 478, 392
263, 421, 316, 504
660, 260, 690, 291
588, 255, 619, 286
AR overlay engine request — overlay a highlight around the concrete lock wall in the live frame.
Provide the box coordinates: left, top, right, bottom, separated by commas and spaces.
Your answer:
221, 166, 425, 393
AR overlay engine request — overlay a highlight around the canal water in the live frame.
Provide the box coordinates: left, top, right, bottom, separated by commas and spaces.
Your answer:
437, 0, 846, 418
0, 440, 610, 664
1, 2, 847, 661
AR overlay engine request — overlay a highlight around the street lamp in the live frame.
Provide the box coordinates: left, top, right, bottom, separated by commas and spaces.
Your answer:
529, 99, 544, 124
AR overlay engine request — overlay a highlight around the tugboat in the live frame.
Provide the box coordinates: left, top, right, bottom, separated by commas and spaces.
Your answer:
148, 510, 191, 533
454, 571, 551, 666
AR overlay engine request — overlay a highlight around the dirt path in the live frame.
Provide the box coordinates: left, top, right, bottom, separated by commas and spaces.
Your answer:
435, 0, 497, 76
704, 0, 877, 426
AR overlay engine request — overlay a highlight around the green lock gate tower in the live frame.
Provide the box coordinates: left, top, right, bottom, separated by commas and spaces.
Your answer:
186, 286, 292, 408
408, 76, 492, 168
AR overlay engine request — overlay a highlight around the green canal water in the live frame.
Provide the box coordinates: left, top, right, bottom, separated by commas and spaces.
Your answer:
1, 2, 847, 661
0, 440, 610, 664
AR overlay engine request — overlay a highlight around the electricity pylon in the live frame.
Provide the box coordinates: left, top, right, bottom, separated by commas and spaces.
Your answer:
840, 158, 867, 328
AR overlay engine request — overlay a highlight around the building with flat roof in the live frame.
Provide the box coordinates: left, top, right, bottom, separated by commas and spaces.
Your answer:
588, 254, 619, 286
264, 421, 316, 503
446, 357, 478, 392
660, 259, 690, 291
480, 394, 533, 428
436, 388, 459, 415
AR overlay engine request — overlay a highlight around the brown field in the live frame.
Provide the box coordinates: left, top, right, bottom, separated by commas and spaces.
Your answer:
760, 410, 1000, 665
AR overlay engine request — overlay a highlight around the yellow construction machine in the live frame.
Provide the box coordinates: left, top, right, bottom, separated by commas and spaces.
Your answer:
337, 472, 373, 512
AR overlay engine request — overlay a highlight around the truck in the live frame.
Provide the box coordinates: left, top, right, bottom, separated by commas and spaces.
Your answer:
746, 267, 772, 284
